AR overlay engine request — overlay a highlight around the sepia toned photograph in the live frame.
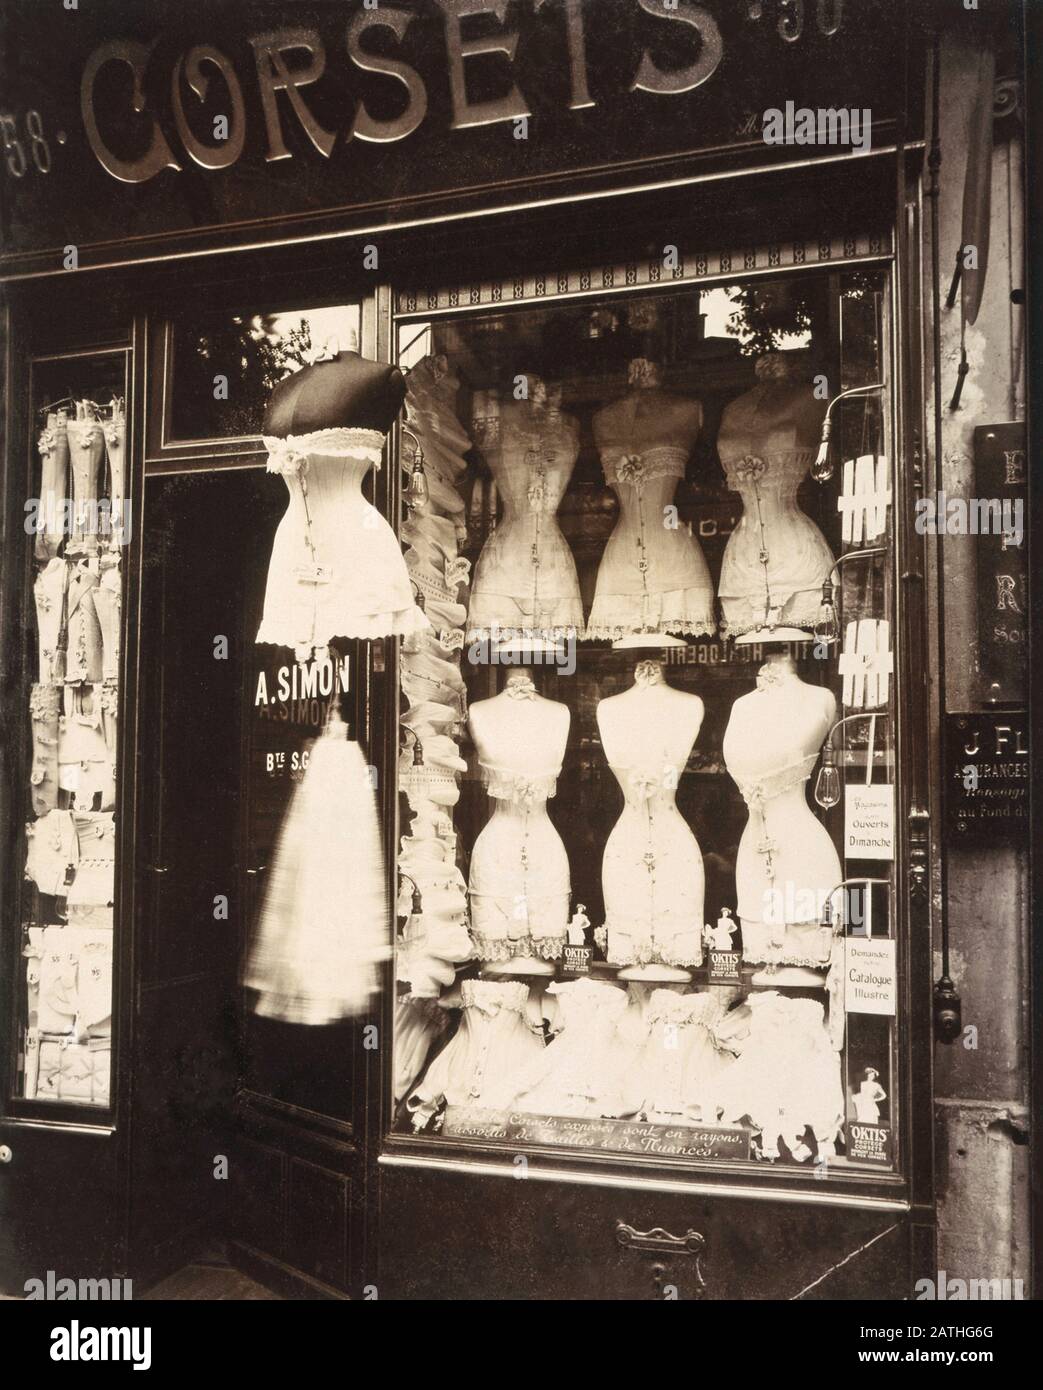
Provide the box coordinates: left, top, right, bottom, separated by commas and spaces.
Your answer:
0, 0, 1037, 1356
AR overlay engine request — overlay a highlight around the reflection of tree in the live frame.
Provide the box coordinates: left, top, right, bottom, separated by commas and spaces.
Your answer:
183, 314, 314, 437
726, 282, 814, 353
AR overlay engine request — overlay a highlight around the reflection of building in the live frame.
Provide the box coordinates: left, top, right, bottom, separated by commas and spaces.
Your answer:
0, 0, 1031, 1309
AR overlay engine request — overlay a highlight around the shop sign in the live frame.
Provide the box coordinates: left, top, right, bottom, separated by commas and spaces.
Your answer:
973, 423, 1027, 703
945, 710, 1029, 844
846, 1122, 892, 1165
0, 0, 913, 268
844, 937, 896, 1016
844, 783, 894, 859
444, 1106, 751, 1159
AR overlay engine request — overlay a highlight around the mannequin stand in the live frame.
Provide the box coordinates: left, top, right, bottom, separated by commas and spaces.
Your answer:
617, 963, 692, 984
749, 964, 827, 989
481, 956, 556, 977
612, 632, 686, 650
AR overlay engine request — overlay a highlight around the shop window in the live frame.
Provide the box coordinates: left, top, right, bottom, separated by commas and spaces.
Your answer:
15, 349, 128, 1111
391, 265, 900, 1177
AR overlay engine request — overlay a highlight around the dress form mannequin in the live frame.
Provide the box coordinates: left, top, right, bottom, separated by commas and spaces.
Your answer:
467, 379, 583, 647
468, 669, 571, 974
722, 649, 840, 986
587, 360, 714, 645
717, 353, 833, 642
256, 350, 427, 658
597, 660, 704, 977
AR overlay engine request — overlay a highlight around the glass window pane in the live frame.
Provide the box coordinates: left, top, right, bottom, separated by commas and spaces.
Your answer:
392, 269, 899, 1175
18, 351, 127, 1109
167, 304, 361, 443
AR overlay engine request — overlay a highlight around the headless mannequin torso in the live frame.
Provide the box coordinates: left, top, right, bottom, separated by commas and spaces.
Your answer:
723, 650, 840, 985
597, 660, 705, 977
587, 361, 714, 645
717, 354, 833, 642
468, 670, 571, 974
467, 381, 583, 646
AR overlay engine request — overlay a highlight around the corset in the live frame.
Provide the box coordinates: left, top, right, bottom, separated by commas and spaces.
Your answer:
64, 565, 104, 687
256, 428, 428, 659
719, 449, 834, 637
34, 558, 68, 685
25, 809, 78, 898
30, 683, 62, 817
612, 760, 684, 812
469, 758, 569, 961
92, 562, 122, 682
103, 415, 128, 546
467, 418, 582, 640
66, 418, 104, 555
481, 760, 560, 806
36, 413, 69, 560
58, 686, 114, 812
587, 447, 714, 639
67, 811, 116, 928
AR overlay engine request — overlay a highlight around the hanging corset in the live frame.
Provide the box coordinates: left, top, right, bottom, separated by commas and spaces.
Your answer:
30, 683, 62, 816
34, 558, 68, 685
25, 809, 78, 898
103, 415, 128, 547
36, 413, 69, 560
66, 418, 104, 555
64, 565, 104, 687
67, 811, 116, 928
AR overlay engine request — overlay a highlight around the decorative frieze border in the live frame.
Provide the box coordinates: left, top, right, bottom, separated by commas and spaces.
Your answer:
394, 228, 893, 318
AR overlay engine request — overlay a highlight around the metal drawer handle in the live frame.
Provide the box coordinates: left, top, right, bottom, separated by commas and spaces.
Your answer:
615, 1222, 704, 1256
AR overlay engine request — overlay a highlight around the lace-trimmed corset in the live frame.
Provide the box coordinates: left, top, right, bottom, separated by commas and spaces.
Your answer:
733, 752, 819, 810
602, 445, 688, 491
460, 978, 530, 1018
721, 448, 815, 501
480, 760, 560, 806
262, 427, 385, 475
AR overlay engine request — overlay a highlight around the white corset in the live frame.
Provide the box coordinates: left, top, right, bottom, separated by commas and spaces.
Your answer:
256, 428, 428, 659
719, 448, 834, 638
587, 446, 714, 641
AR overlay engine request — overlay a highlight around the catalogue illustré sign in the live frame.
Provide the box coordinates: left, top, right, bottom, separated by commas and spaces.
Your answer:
444, 1106, 751, 1160
0, 0, 911, 268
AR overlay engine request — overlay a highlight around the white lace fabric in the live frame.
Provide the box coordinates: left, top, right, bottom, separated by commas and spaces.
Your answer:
262, 428, 385, 473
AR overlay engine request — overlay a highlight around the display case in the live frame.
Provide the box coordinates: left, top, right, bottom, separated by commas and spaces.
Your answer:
388, 257, 906, 1185
13, 347, 128, 1113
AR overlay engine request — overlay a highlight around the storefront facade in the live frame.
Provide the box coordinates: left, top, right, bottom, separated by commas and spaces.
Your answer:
0, 0, 1031, 1301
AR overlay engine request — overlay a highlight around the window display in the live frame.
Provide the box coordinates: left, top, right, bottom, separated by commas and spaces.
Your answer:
389, 265, 898, 1175
18, 351, 127, 1109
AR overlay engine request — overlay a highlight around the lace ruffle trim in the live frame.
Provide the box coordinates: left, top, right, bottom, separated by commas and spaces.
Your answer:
470, 933, 565, 962
583, 618, 715, 642
263, 428, 385, 475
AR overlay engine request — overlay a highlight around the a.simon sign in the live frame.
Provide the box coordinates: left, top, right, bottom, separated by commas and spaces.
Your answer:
0, 0, 911, 271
